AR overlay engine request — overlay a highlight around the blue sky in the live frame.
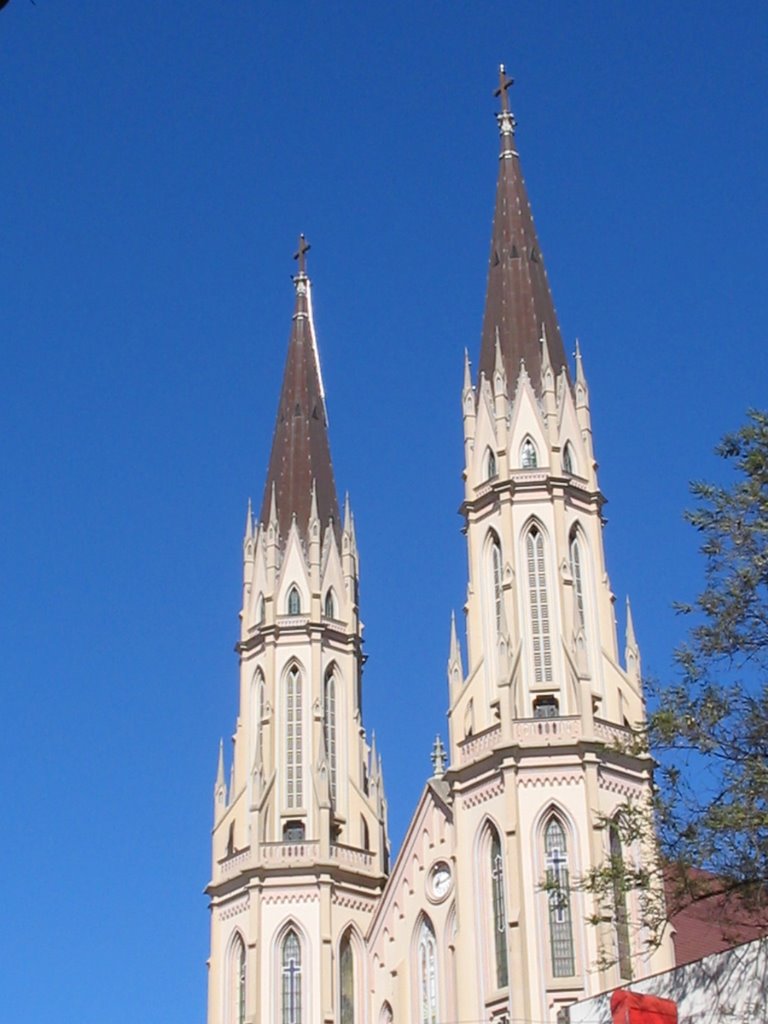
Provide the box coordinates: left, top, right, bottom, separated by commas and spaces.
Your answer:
1, 3, 766, 1021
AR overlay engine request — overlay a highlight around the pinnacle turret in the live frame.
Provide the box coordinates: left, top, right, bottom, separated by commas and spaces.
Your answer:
259, 237, 341, 545
478, 66, 569, 394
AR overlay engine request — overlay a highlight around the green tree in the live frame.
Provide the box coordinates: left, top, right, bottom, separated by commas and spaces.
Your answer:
588, 410, 768, 957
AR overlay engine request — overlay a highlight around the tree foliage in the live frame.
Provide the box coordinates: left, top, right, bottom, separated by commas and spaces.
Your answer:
587, 410, 768, 959
656, 410, 768, 920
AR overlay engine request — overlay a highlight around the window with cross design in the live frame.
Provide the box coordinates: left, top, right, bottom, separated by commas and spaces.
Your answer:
418, 919, 438, 1024
281, 930, 302, 1024
490, 827, 509, 989
544, 817, 575, 977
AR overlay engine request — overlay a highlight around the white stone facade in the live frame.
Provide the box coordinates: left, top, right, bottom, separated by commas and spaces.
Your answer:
205, 80, 675, 1024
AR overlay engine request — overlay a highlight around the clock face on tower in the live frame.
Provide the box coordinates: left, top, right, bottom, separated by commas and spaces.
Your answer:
428, 861, 452, 902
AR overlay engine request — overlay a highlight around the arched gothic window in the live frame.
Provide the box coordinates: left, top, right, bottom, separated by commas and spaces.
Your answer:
418, 919, 438, 1024
526, 526, 553, 683
485, 447, 497, 480
610, 821, 632, 979
324, 588, 335, 619
281, 929, 302, 1024
490, 536, 503, 635
339, 931, 355, 1024
570, 532, 585, 629
251, 671, 265, 763
544, 817, 575, 977
287, 586, 301, 616
563, 442, 574, 475
323, 669, 337, 805
521, 437, 538, 468
490, 827, 509, 989
229, 934, 246, 1024
285, 667, 303, 808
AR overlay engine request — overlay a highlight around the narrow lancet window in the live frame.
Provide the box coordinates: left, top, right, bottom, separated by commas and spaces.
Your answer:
563, 442, 574, 475
491, 537, 503, 635
287, 586, 301, 615
490, 828, 509, 989
610, 822, 632, 979
526, 526, 553, 683
340, 932, 355, 1024
286, 667, 303, 808
418, 920, 438, 1024
281, 930, 302, 1024
544, 817, 575, 977
570, 533, 585, 628
521, 437, 538, 468
323, 669, 337, 805
229, 934, 246, 1024
324, 589, 335, 619
486, 448, 497, 480
237, 940, 246, 1024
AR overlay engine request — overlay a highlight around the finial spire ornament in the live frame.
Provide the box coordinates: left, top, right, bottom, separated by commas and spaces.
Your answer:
494, 63, 517, 148
494, 63, 514, 114
430, 735, 447, 779
293, 233, 311, 277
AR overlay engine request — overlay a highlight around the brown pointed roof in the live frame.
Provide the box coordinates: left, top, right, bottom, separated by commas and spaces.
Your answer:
259, 257, 340, 543
478, 72, 569, 392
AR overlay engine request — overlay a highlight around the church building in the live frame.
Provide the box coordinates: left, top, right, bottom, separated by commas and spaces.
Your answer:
204, 68, 675, 1024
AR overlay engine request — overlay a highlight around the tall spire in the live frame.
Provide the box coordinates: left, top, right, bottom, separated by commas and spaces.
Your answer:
478, 66, 569, 393
259, 236, 341, 542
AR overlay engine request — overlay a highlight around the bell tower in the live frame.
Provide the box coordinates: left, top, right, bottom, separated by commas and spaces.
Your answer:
206, 240, 388, 1024
444, 68, 674, 1024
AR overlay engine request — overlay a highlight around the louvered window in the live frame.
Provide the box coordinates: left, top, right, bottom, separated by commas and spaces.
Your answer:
323, 670, 337, 805
286, 667, 303, 808
492, 539, 503, 635
527, 527, 553, 683
570, 535, 585, 628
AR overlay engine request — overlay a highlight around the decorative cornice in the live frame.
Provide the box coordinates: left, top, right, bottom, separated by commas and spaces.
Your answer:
517, 771, 583, 789
217, 894, 250, 920
262, 891, 321, 906
459, 774, 505, 808
332, 892, 377, 914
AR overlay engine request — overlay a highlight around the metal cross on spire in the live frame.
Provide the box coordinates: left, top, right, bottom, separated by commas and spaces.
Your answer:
293, 233, 311, 276
494, 63, 514, 114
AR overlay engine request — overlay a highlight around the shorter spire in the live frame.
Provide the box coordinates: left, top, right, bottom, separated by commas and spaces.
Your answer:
258, 238, 340, 544
430, 735, 447, 779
